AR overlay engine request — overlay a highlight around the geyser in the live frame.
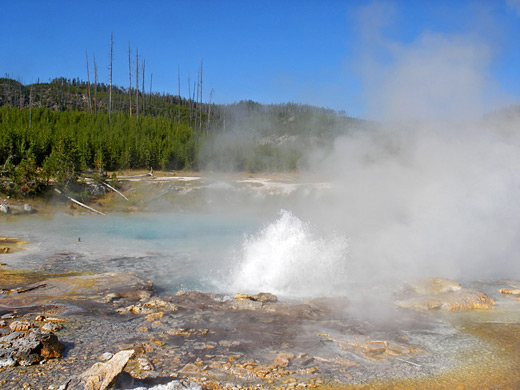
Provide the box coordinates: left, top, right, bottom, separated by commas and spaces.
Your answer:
231, 210, 349, 297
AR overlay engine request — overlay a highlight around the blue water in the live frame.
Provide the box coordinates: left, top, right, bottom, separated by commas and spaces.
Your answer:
1, 211, 266, 295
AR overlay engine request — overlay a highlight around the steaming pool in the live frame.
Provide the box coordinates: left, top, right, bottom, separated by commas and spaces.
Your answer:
2, 209, 520, 389
1, 211, 268, 295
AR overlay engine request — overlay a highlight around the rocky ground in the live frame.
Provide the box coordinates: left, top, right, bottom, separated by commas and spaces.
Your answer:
1, 247, 520, 390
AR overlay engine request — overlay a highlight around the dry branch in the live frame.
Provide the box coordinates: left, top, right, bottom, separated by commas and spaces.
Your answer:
103, 182, 129, 201
54, 189, 106, 215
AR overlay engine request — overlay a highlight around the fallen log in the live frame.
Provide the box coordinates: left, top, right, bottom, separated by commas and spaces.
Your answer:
117, 167, 154, 180
54, 189, 106, 216
103, 182, 129, 201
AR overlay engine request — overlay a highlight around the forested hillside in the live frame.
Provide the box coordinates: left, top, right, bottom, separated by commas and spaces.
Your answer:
0, 76, 363, 197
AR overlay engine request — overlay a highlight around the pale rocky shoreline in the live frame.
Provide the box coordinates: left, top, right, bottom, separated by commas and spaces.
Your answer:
1, 245, 520, 389
2, 173, 520, 389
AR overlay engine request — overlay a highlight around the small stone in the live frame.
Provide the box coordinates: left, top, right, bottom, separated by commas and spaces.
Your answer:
0, 357, 16, 367
499, 288, 520, 295
410, 278, 462, 295
9, 320, 32, 332
102, 293, 119, 303
39, 332, 65, 359
231, 299, 263, 311
254, 292, 278, 303
179, 363, 201, 375
23, 204, 36, 213
0, 331, 24, 343
145, 312, 164, 322
44, 317, 66, 323
137, 357, 154, 371
274, 353, 294, 368
99, 352, 113, 362
41, 322, 62, 332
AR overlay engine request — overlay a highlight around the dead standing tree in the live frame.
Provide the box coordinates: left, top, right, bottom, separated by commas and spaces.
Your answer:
109, 33, 114, 121
136, 49, 139, 119
85, 51, 92, 113
207, 88, 214, 129
142, 59, 146, 115
187, 73, 192, 127
177, 65, 181, 123
128, 44, 132, 116
93, 55, 98, 114
199, 58, 203, 132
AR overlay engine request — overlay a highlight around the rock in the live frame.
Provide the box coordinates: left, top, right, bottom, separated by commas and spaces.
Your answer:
396, 278, 495, 312
499, 288, 520, 295
37, 331, 64, 359
178, 363, 201, 376
127, 356, 156, 379
41, 322, 62, 332
143, 297, 178, 311
0, 328, 64, 366
61, 349, 134, 390
410, 278, 462, 295
219, 340, 240, 348
0, 204, 9, 214
231, 298, 263, 311
231, 293, 273, 310
9, 320, 32, 332
233, 292, 278, 302
0, 331, 24, 343
274, 353, 294, 367
254, 292, 278, 303
0, 272, 154, 309
23, 203, 36, 214
137, 356, 154, 371
0, 356, 16, 367
145, 312, 164, 322
102, 293, 119, 303
99, 352, 114, 362
121, 297, 177, 315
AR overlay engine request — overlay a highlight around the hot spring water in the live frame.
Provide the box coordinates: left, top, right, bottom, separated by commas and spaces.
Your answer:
1, 209, 350, 298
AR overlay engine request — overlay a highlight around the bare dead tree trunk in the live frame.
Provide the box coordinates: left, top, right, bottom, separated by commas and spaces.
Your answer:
187, 73, 192, 127
207, 88, 214, 129
199, 58, 203, 132
85, 51, 92, 113
142, 59, 145, 115
128, 44, 132, 116
136, 49, 139, 119
93, 54, 98, 114
149, 73, 153, 110
177, 66, 181, 123
29, 86, 32, 128
193, 79, 197, 130
109, 32, 113, 121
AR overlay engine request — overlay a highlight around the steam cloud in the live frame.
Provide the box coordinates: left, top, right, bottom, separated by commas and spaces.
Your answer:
300, 2, 520, 287
232, 2, 520, 297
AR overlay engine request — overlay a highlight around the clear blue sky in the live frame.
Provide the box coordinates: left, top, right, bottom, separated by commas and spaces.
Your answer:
1, 0, 519, 118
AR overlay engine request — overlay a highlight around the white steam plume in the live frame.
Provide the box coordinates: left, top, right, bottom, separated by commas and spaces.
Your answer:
230, 3, 520, 298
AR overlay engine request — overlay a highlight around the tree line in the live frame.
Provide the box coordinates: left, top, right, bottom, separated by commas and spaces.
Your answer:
0, 105, 198, 196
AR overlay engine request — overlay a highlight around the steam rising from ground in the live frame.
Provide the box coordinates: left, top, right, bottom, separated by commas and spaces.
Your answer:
231, 3, 520, 297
